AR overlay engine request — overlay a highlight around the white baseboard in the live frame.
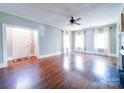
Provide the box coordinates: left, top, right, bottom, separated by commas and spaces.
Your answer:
0, 63, 6, 69
40, 52, 62, 59
7, 57, 14, 61
74, 50, 117, 57
83, 51, 95, 54
109, 53, 117, 57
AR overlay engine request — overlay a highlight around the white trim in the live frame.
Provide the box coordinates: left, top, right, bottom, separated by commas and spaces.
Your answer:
12, 29, 14, 60
7, 57, 14, 61
120, 49, 124, 55
3, 23, 39, 31
2, 24, 8, 67
40, 52, 62, 59
86, 51, 117, 57
0, 63, 5, 69
73, 50, 117, 57
83, 51, 95, 54
109, 53, 117, 57
2, 23, 40, 68
34, 30, 40, 59
72, 23, 116, 32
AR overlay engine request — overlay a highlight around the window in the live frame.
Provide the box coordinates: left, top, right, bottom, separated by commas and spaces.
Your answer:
94, 31, 105, 49
75, 32, 85, 52
94, 28, 110, 54
63, 31, 70, 53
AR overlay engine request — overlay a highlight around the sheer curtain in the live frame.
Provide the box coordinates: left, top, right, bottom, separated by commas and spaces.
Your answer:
94, 27, 110, 55
104, 27, 110, 55
74, 31, 85, 52
63, 31, 71, 53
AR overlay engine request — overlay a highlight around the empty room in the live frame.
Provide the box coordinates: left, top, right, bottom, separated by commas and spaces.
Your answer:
0, 3, 124, 89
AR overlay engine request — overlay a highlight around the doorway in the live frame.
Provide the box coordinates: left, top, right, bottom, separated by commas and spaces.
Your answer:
2, 24, 39, 67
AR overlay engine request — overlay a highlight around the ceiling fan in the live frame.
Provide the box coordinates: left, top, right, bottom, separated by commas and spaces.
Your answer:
68, 17, 82, 26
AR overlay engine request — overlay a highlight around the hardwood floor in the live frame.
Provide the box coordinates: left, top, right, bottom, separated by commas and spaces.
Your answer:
0, 52, 123, 89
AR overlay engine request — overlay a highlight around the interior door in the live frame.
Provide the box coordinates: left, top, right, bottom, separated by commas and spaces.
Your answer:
13, 28, 30, 59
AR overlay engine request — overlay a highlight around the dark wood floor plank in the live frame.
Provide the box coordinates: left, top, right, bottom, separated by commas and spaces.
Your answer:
0, 52, 123, 89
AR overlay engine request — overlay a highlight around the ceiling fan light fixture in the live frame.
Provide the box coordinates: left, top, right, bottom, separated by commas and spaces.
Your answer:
68, 16, 82, 26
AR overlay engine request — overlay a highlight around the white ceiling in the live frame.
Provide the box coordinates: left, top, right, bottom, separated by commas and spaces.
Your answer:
0, 3, 123, 31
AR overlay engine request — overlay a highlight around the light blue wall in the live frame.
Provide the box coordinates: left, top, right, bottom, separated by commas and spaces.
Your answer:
39, 25, 62, 55
0, 11, 62, 64
110, 24, 117, 54
71, 32, 75, 49
85, 29, 94, 52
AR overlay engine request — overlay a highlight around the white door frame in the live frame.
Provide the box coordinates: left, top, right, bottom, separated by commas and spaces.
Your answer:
2, 23, 40, 67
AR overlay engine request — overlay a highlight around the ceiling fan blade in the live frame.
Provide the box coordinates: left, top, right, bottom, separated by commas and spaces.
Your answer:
74, 22, 81, 25
75, 18, 81, 21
